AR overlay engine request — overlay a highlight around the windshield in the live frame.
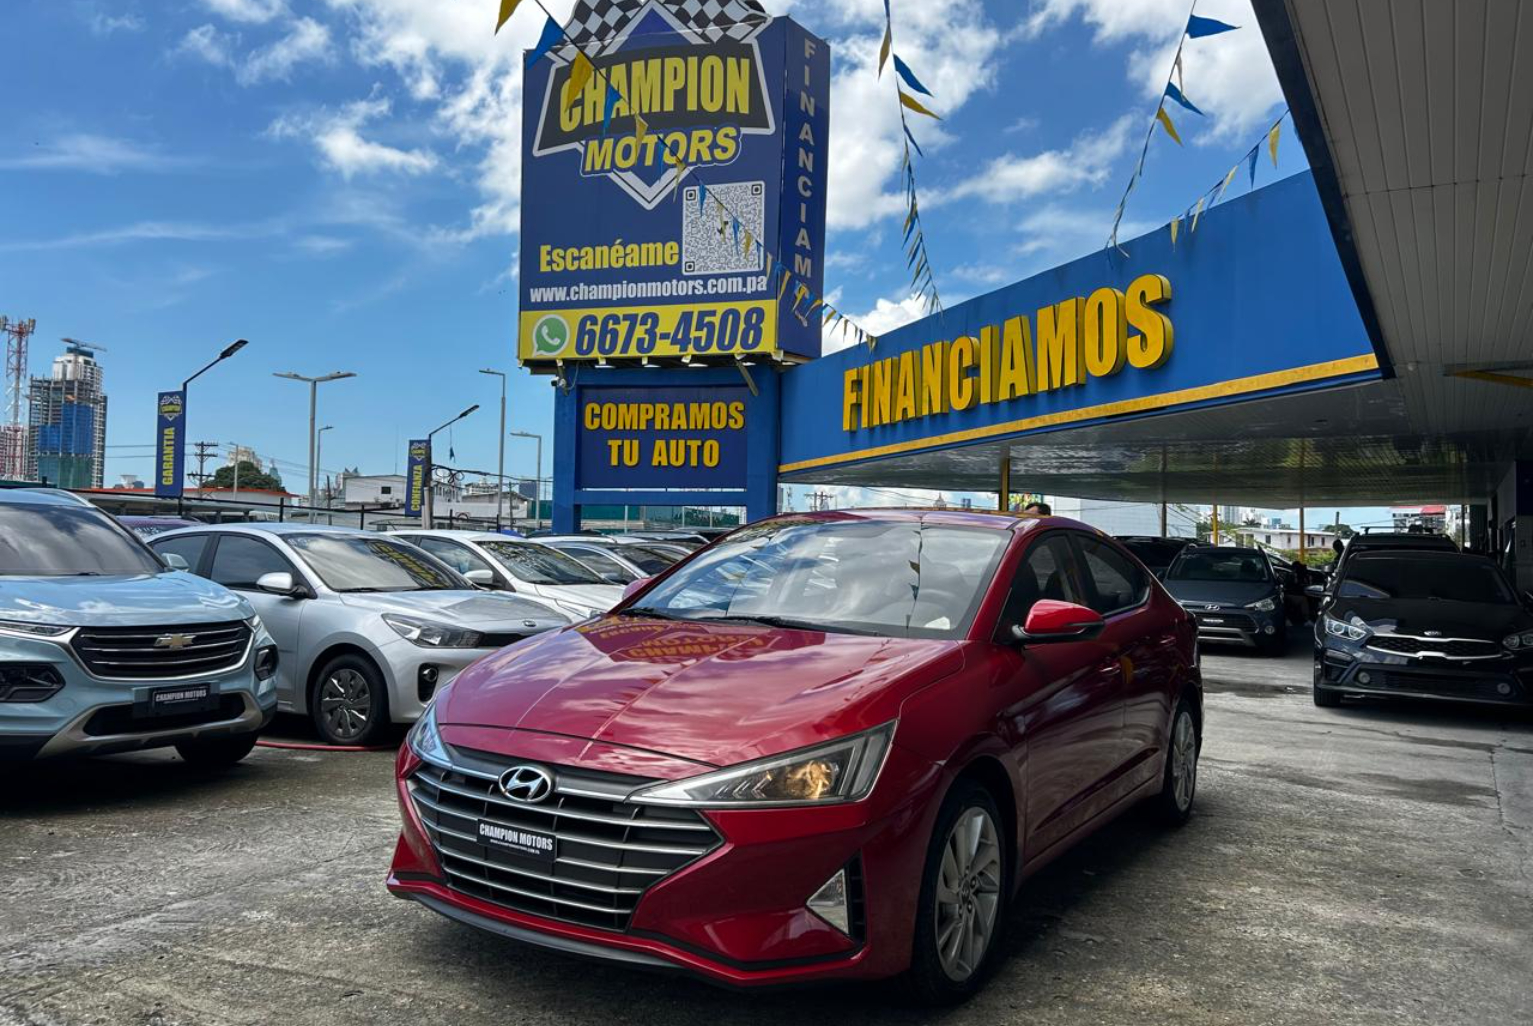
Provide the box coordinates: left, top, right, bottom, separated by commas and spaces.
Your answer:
286, 534, 464, 592
0, 502, 165, 576
606, 543, 676, 574
1337, 556, 1514, 604
1120, 540, 1187, 569
1167, 550, 1271, 583
480, 541, 607, 585
629, 518, 1009, 639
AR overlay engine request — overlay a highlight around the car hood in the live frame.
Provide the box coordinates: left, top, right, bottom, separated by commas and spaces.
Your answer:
0, 571, 250, 626
1162, 580, 1277, 607
535, 583, 623, 612
1330, 597, 1530, 638
436, 615, 964, 768
336, 589, 568, 629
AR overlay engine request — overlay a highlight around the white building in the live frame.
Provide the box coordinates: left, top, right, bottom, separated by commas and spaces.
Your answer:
337, 472, 527, 525
1047, 498, 1196, 538
1248, 525, 1337, 551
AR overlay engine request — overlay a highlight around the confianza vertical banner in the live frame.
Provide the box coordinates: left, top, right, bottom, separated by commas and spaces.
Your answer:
404, 439, 429, 517
155, 390, 185, 498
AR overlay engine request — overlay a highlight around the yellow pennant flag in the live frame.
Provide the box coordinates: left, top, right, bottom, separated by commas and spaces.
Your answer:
1191, 196, 1205, 232
564, 51, 594, 111
807, 296, 823, 315
495, 0, 524, 33
777, 270, 791, 302
741, 227, 753, 258
879, 25, 892, 77
899, 90, 941, 120
1169, 215, 1181, 246
633, 114, 648, 146
1217, 164, 1238, 202
1268, 121, 1282, 166
1155, 104, 1182, 146
823, 306, 836, 325
902, 202, 917, 238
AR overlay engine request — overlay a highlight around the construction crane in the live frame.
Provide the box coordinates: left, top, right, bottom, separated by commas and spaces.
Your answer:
0, 316, 36, 479
61, 337, 108, 356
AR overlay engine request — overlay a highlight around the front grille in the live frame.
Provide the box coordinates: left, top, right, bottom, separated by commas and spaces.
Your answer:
1350, 667, 1522, 702
1365, 635, 1503, 660
410, 751, 722, 931
72, 621, 251, 680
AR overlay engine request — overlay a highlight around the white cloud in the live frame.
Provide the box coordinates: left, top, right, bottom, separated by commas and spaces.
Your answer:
823, 292, 930, 354
0, 219, 279, 252
176, 24, 235, 68
0, 133, 186, 174
81, 5, 145, 36
239, 16, 333, 84
941, 115, 1135, 205
269, 96, 437, 178
294, 234, 353, 255
201, 0, 287, 24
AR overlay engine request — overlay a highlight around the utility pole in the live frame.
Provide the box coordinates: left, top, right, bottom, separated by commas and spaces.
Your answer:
0, 316, 35, 480
510, 431, 543, 531
273, 371, 356, 513
191, 441, 218, 491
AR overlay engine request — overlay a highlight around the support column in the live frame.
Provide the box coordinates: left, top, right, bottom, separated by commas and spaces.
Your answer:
998, 447, 1011, 512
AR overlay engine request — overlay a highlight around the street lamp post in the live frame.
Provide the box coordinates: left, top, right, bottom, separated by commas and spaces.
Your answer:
178, 339, 248, 495
273, 371, 356, 515
316, 425, 334, 508
509, 430, 543, 532
424, 405, 480, 529
479, 368, 507, 530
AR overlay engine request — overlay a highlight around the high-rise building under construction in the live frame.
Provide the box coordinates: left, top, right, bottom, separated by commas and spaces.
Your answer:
26, 340, 107, 488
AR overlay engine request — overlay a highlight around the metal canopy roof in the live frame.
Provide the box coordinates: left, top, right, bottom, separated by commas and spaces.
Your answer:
791, 0, 1533, 507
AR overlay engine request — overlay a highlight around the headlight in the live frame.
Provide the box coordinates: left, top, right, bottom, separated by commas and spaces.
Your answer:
1245, 596, 1277, 612
246, 613, 265, 635
0, 619, 72, 639
1503, 631, 1533, 651
383, 613, 483, 648
632, 722, 896, 807
405, 697, 447, 764
1323, 614, 1370, 642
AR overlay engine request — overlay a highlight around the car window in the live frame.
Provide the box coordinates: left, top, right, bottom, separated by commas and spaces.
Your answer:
285, 534, 463, 592
152, 533, 210, 572
997, 533, 1082, 631
414, 538, 494, 577
0, 502, 165, 576
559, 545, 636, 583
209, 535, 295, 589
1167, 550, 1271, 583
1337, 556, 1514, 603
479, 541, 607, 585
1119, 539, 1185, 569
1075, 537, 1148, 615
609, 544, 675, 574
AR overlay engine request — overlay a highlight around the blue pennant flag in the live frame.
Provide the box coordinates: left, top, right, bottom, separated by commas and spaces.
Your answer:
1246, 145, 1259, 186
601, 83, 622, 135
1164, 81, 1203, 116
892, 54, 932, 97
731, 219, 740, 250
526, 16, 562, 66
697, 181, 707, 214
1187, 14, 1238, 38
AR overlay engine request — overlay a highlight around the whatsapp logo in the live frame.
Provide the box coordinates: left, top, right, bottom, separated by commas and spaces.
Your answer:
531, 314, 570, 357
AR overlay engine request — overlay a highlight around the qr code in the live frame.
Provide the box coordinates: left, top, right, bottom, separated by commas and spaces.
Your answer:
681, 181, 765, 276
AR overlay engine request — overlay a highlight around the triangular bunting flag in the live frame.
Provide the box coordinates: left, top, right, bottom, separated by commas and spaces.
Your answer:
1174, 50, 1184, 92
777, 270, 791, 302
564, 51, 594, 111
1218, 164, 1238, 201
601, 83, 622, 136
495, 0, 524, 34
1247, 145, 1259, 186
742, 228, 753, 258
1155, 104, 1182, 145
903, 122, 924, 158
1187, 15, 1238, 37
527, 16, 561, 65
899, 90, 941, 119
1268, 121, 1282, 166
697, 182, 707, 213
879, 24, 892, 77
1191, 195, 1205, 232
892, 55, 932, 96
1170, 215, 1181, 245
1164, 82, 1203, 116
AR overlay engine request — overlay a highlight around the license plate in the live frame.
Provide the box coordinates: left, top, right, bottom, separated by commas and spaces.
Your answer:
1203, 618, 1226, 625
148, 683, 212, 712
477, 820, 556, 862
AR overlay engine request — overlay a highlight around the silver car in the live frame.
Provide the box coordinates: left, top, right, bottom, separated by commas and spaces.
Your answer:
387, 529, 622, 619
148, 524, 567, 745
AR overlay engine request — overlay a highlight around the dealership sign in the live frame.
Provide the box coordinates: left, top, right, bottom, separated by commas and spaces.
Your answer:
155, 390, 185, 498
519, 2, 829, 364
404, 439, 429, 517
577, 385, 747, 489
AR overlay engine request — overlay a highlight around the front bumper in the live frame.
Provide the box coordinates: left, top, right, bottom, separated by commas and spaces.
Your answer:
0, 630, 278, 761
1316, 644, 1533, 705
376, 640, 502, 725
386, 731, 943, 985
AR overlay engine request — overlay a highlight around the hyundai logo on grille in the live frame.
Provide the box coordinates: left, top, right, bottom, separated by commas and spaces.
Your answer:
1200, 604, 1222, 612
154, 633, 198, 650
497, 764, 554, 804
1423, 629, 1443, 637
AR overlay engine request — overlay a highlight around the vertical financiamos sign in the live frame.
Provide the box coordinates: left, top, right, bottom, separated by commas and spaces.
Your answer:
518, 0, 829, 364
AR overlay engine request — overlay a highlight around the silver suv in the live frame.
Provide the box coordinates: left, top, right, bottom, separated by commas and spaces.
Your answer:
149, 524, 567, 745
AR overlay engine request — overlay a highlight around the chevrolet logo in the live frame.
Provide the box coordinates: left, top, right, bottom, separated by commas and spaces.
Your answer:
154, 633, 197, 650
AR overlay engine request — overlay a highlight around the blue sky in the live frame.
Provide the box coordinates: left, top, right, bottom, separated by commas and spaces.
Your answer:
3, 0, 1387, 523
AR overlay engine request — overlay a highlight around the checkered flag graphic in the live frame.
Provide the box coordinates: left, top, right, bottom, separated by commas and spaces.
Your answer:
559, 0, 771, 57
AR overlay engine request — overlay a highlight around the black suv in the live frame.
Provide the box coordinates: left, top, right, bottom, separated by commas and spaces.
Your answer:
1115, 535, 1194, 578
1162, 545, 1288, 653
1312, 549, 1533, 708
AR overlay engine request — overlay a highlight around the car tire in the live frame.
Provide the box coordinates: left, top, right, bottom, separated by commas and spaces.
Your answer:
174, 730, 259, 768
1149, 699, 1200, 826
310, 653, 390, 746
903, 778, 1009, 1006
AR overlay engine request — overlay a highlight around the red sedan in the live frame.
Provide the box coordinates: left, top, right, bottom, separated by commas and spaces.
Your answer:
387, 509, 1202, 1002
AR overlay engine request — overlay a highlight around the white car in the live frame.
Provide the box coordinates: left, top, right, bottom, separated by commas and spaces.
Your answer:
388, 530, 622, 619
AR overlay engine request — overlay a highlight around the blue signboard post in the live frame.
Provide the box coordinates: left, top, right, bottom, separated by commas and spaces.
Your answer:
155, 391, 185, 499
404, 439, 429, 518
518, 10, 829, 365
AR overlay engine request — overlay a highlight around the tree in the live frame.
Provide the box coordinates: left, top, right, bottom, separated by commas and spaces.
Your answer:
210, 460, 283, 492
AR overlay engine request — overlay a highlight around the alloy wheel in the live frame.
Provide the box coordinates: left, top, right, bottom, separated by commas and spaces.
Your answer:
934, 806, 1002, 982
319, 668, 372, 741
1170, 709, 1198, 812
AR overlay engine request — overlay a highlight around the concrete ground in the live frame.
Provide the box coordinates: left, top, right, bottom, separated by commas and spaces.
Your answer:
3, 633, 1530, 1026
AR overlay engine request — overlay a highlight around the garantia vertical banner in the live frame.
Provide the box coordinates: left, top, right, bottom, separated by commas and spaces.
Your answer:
155, 391, 185, 498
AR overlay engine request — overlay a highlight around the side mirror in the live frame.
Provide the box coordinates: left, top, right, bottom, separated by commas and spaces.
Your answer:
162, 552, 190, 571
256, 571, 305, 598
1011, 600, 1106, 644
463, 568, 496, 588
621, 577, 653, 601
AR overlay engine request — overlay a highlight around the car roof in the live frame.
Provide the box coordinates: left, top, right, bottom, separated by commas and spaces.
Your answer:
1180, 545, 1267, 556
155, 522, 375, 538
393, 528, 532, 543
0, 487, 94, 508
1348, 532, 1456, 548
1347, 549, 1493, 566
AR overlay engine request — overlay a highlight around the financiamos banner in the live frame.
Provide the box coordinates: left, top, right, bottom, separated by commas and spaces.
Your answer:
843, 273, 1174, 432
